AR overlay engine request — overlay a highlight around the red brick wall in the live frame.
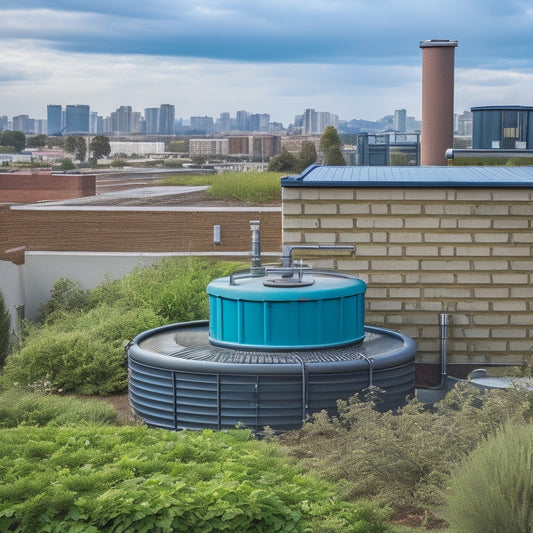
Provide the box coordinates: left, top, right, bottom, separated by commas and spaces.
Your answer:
0, 172, 96, 203
0, 205, 282, 262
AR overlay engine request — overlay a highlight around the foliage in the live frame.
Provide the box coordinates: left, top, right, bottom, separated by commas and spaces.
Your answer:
2, 258, 241, 395
0, 389, 117, 428
207, 171, 282, 203
452, 156, 533, 166
57, 158, 76, 172
110, 158, 125, 168
89, 135, 111, 163
36, 278, 89, 324
0, 425, 393, 533
278, 383, 533, 510
163, 157, 183, 168
446, 422, 533, 533
320, 126, 346, 166
158, 173, 218, 186
26, 134, 48, 148
0, 130, 26, 153
64, 136, 87, 161
0, 146, 15, 154
390, 152, 407, 166
0, 290, 10, 367
267, 148, 299, 172
166, 139, 189, 152
296, 141, 318, 172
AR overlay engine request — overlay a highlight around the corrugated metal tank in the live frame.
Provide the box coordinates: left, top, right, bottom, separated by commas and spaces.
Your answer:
127, 266, 417, 432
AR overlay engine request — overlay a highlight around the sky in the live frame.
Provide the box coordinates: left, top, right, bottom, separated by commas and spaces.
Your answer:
1, 0, 533, 126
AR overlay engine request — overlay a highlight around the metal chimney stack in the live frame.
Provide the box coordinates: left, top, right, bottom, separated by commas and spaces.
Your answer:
419, 40, 458, 166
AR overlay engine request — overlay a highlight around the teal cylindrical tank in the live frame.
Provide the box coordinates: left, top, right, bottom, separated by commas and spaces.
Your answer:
206, 272, 366, 350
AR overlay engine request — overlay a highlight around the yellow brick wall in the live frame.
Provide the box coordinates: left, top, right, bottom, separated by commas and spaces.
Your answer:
282, 186, 533, 365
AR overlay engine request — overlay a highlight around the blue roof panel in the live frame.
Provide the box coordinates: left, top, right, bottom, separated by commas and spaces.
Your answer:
281, 165, 533, 188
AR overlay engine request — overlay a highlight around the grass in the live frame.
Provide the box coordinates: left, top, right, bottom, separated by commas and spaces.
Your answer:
158, 171, 283, 204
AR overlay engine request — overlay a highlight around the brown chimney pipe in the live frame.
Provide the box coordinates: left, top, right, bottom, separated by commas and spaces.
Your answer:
419, 40, 458, 166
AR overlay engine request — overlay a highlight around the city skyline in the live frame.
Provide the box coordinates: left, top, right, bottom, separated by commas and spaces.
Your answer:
1, 1, 533, 125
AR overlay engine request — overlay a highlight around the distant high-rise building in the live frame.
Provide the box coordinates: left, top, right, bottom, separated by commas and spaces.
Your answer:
236, 110, 249, 131
249, 113, 270, 132
65, 104, 90, 134
394, 109, 407, 132
217, 112, 231, 132
90, 112, 99, 134
302, 109, 338, 134
144, 108, 159, 134
159, 104, 175, 135
110, 105, 134, 133
190, 116, 215, 135
47, 105, 63, 135
13, 115, 35, 134
0, 116, 8, 131
454, 110, 473, 137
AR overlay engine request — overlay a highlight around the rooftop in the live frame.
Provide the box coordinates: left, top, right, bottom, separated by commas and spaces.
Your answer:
281, 165, 533, 188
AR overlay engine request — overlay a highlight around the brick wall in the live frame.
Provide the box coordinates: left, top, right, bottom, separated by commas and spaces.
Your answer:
282, 186, 533, 366
0, 205, 282, 261
0, 172, 96, 203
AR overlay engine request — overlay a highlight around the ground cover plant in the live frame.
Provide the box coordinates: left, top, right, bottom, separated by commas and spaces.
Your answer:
0, 425, 394, 532
159, 171, 283, 204
1, 257, 241, 395
0, 388, 118, 428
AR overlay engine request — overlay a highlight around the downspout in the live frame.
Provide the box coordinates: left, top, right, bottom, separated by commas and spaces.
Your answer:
439, 313, 449, 387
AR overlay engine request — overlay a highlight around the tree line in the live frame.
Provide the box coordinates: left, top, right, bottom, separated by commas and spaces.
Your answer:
267, 126, 346, 173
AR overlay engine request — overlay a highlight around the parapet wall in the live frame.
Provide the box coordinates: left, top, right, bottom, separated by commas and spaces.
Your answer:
0, 172, 96, 203
282, 186, 533, 367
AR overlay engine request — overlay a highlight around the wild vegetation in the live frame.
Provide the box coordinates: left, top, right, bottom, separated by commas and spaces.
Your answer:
1, 258, 241, 395
2, 258, 533, 531
160, 171, 283, 203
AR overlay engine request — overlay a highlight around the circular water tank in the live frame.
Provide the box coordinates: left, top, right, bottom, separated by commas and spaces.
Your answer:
207, 272, 366, 350
128, 322, 417, 431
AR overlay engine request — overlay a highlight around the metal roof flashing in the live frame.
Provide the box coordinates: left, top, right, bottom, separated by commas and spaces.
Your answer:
280, 165, 533, 188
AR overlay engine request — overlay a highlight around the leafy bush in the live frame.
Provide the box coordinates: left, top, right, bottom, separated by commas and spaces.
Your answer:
2, 258, 241, 395
2, 304, 165, 394
0, 426, 393, 532
0, 389, 117, 428
279, 383, 533, 510
446, 422, 533, 533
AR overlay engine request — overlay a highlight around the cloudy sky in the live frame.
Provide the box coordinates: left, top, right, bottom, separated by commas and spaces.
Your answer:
1, 0, 533, 126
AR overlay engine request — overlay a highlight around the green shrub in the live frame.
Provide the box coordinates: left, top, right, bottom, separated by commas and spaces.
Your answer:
279, 383, 533, 510
446, 423, 533, 533
2, 304, 165, 394
2, 258, 242, 395
37, 278, 88, 324
0, 389, 117, 427
0, 426, 393, 532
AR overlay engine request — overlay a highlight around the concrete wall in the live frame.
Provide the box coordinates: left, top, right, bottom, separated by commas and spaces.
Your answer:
282, 185, 533, 366
0, 259, 25, 329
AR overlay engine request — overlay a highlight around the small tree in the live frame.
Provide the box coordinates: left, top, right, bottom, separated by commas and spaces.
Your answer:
296, 141, 317, 172
89, 136, 111, 165
0, 290, 10, 367
320, 126, 346, 166
0, 131, 26, 153
64, 136, 87, 162
58, 158, 76, 172
267, 149, 298, 172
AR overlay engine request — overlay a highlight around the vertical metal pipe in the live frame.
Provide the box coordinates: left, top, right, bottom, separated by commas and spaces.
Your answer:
439, 313, 449, 381
250, 220, 261, 272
